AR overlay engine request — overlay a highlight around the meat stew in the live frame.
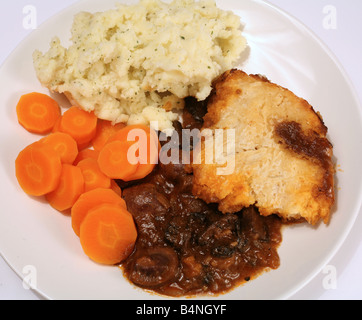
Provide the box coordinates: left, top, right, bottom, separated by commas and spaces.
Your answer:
119, 98, 283, 297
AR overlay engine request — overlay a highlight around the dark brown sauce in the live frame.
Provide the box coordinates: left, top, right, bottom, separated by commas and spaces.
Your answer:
119, 98, 283, 297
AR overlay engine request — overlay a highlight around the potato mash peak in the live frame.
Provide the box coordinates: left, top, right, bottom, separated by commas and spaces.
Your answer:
33, 0, 247, 131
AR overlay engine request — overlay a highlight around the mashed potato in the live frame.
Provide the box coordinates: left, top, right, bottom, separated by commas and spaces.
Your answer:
33, 0, 247, 131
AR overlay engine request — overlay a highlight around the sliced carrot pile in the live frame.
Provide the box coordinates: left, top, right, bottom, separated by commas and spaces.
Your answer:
71, 188, 127, 237
73, 148, 99, 166
41, 132, 78, 165
15, 142, 62, 196
92, 120, 126, 151
16, 92, 61, 134
80, 203, 137, 265
98, 140, 139, 180
14, 92, 166, 268
77, 158, 111, 192
46, 164, 84, 212
59, 106, 97, 148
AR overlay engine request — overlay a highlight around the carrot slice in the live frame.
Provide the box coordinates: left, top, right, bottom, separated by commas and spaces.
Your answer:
104, 124, 160, 181
71, 188, 127, 237
51, 116, 62, 133
92, 120, 126, 151
110, 180, 122, 197
97, 140, 139, 180
77, 158, 111, 192
15, 142, 62, 196
59, 106, 98, 148
16, 92, 61, 134
106, 124, 152, 144
41, 132, 79, 164
45, 164, 84, 212
73, 148, 99, 166
123, 131, 160, 181
80, 203, 137, 265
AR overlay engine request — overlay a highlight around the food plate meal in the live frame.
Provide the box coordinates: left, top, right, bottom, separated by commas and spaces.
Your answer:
0, 0, 362, 300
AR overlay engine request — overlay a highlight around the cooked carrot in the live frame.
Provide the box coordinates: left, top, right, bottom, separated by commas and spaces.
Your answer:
104, 124, 160, 181
97, 140, 139, 180
80, 203, 137, 265
78, 141, 92, 151
41, 132, 79, 165
123, 162, 156, 182
59, 106, 98, 148
15, 142, 62, 196
52, 116, 62, 133
16, 92, 61, 135
106, 124, 150, 143
73, 148, 99, 166
71, 188, 127, 237
77, 158, 111, 192
107, 124, 161, 153
92, 120, 126, 151
123, 131, 159, 181
110, 180, 122, 197
45, 164, 84, 212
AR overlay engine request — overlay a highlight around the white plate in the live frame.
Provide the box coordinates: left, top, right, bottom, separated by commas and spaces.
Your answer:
0, 0, 361, 300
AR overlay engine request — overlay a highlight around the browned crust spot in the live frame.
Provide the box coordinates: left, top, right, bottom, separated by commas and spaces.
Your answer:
274, 121, 335, 204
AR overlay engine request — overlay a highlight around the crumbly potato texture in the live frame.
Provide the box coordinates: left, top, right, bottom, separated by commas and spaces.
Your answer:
33, 0, 247, 131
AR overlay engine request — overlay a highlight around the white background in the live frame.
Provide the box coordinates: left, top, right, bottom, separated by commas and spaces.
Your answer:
0, 0, 361, 300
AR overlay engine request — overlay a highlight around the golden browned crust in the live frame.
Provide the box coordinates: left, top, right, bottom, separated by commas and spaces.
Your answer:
191, 69, 335, 225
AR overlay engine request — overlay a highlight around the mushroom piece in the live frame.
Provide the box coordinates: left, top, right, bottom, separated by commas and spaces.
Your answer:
128, 247, 179, 288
